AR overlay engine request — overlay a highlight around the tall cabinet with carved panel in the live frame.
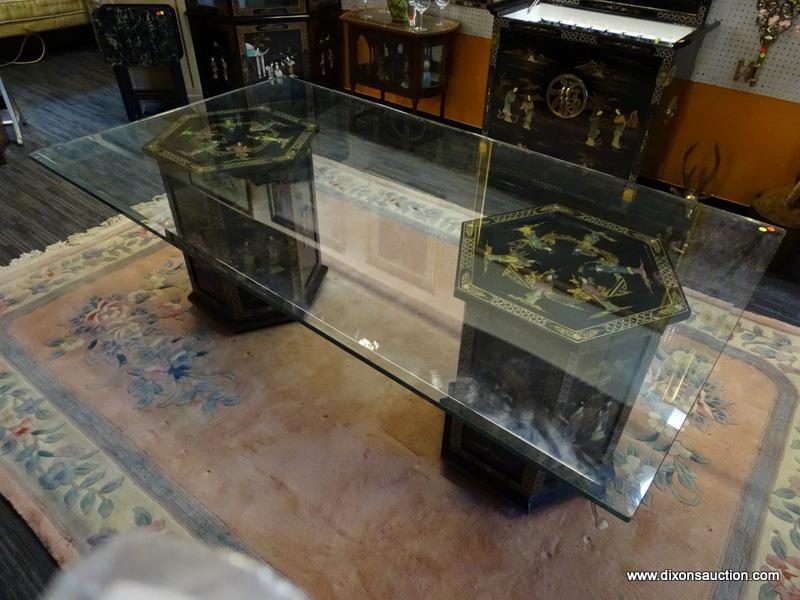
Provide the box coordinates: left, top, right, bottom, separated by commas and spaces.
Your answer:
186, 0, 342, 98
484, 0, 715, 180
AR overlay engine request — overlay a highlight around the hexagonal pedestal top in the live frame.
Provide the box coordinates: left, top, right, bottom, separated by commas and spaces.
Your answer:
143, 107, 317, 175
455, 204, 690, 343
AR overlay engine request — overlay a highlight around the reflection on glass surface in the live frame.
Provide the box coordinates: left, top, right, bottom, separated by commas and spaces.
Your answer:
241, 26, 305, 85
32, 78, 784, 520
355, 32, 411, 89
423, 44, 442, 87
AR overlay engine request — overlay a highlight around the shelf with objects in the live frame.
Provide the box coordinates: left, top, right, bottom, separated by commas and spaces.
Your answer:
32, 78, 784, 520
483, 0, 716, 181
341, 8, 459, 117
186, 0, 342, 98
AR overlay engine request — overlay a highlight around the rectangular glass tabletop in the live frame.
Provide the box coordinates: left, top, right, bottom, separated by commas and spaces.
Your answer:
32, 78, 783, 520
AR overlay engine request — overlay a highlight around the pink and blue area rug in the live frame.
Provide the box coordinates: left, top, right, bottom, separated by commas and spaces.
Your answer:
1, 199, 800, 599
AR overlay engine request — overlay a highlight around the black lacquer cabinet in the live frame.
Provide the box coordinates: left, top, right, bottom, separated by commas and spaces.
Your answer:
187, 0, 338, 19
484, 0, 715, 180
188, 2, 341, 98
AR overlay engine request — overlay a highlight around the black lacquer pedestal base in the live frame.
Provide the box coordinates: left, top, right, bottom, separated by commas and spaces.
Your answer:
441, 415, 577, 513
0, 120, 8, 166
183, 254, 327, 332
187, 290, 295, 332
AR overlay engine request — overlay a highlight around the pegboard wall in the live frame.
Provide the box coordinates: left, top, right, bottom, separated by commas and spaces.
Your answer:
692, 0, 800, 103
341, 0, 800, 102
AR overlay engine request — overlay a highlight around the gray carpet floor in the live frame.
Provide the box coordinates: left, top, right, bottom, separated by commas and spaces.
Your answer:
0, 47, 119, 264
0, 42, 798, 600
0, 45, 127, 599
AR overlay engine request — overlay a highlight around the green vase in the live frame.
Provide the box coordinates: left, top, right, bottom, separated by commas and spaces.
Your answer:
386, 0, 409, 22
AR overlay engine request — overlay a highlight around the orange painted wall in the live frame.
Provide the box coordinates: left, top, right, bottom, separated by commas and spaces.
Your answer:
642, 81, 800, 205
344, 22, 800, 205
436, 33, 491, 127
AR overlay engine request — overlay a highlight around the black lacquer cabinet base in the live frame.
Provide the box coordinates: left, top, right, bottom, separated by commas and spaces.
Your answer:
442, 414, 577, 512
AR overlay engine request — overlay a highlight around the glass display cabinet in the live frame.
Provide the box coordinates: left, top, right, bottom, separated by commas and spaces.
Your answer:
341, 8, 459, 117
33, 78, 784, 520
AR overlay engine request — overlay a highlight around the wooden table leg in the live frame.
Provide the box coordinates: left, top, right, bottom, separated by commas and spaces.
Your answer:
440, 34, 451, 119
346, 24, 357, 92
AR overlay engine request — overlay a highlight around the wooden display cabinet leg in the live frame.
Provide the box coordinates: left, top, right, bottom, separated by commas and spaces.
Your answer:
441, 414, 577, 512
0, 122, 8, 166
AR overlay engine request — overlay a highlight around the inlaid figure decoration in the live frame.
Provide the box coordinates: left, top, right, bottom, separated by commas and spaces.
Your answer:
488, 44, 656, 178
485, 0, 714, 180
242, 31, 301, 84
735, 0, 800, 86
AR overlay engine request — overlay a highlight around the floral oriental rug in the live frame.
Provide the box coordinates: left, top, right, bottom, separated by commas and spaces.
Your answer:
2, 180, 800, 599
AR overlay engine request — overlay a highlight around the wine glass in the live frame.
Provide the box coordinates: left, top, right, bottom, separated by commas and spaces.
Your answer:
434, 0, 449, 25
415, 0, 430, 31
361, 0, 372, 19
407, 0, 417, 28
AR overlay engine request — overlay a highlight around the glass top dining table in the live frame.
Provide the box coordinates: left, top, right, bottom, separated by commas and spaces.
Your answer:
32, 78, 783, 520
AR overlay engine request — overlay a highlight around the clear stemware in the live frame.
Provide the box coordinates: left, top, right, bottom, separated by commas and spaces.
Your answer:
415, 0, 430, 31
407, 0, 417, 28
434, 0, 449, 25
